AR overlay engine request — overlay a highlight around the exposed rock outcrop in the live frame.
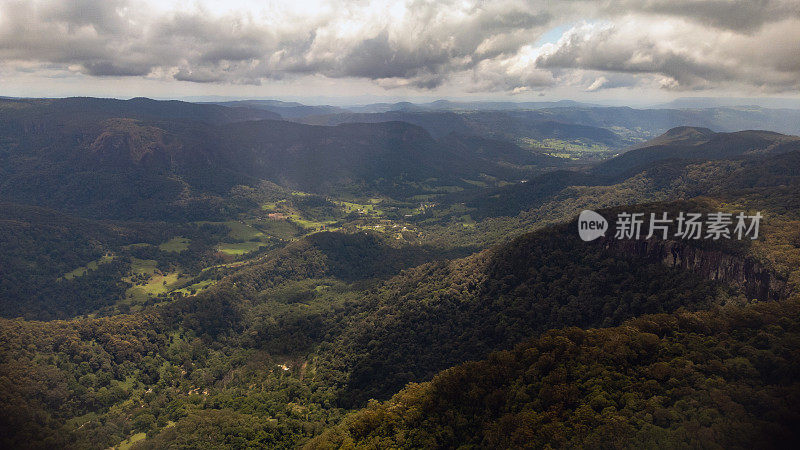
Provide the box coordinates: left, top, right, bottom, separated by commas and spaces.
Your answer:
601, 238, 788, 301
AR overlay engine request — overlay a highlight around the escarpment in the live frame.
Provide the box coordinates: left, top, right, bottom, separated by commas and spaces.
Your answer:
601, 238, 788, 301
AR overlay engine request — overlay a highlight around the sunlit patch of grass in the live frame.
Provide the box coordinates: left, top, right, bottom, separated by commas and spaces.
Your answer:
116, 432, 146, 450
287, 214, 337, 231
519, 137, 611, 160
175, 279, 215, 295
462, 179, 488, 187
130, 258, 158, 274
217, 241, 270, 256
224, 221, 263, 240
60, 253, 115, 280
158, 236, 190, 253
256, 219, 301, 240
261, 201, 282, 211
123, 259, 191, 304
335, 200, 382, 215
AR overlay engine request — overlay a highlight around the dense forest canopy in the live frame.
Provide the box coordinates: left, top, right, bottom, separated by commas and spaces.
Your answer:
1, 97, 800, 449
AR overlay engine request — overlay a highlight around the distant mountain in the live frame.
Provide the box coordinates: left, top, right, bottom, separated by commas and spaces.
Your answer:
299, 110, 474, 137
629, 125, 716, 148
439, 133, 563, 167
299, 110, 624, 146
0, 96, 280, 124
535, 106, 800, 139
657, 96, 800, 109
438, 127, 800, 223
348, 99, 595, 113
594, 127, 800, 179
210, 120, 531, 193
206, 99, 350, 119
0, 99, 555, 220
298, 106, 800, 151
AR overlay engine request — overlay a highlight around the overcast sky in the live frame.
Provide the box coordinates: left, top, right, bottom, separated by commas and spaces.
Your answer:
1, 0, 799, 104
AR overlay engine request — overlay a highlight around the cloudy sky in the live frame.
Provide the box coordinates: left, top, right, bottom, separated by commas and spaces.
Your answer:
1, 0, 799, 103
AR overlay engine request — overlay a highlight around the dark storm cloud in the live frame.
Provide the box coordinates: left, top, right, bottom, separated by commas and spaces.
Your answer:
604, 0, 800, 32
1, 0, 799, 93
83, 61, 153, 76
40, 0, 130, 34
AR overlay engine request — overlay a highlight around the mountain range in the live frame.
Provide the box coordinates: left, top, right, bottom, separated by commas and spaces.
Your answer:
1, 96, 799, 449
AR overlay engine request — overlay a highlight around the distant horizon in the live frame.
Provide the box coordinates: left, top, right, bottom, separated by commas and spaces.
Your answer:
4, 94, 800, 110
2, 1, 798, 105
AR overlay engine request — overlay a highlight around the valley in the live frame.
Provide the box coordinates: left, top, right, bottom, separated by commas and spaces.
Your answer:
1, 97, 800, 449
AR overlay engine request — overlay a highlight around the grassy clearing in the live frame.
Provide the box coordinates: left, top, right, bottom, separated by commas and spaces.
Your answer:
123, 258, 191, 304
462, 179, 488, 187
158, 236, 190, 252
116, 421, 174, 450
217, 241, 270, 256
116, 432, 146, 450
261, 201, 282, 211
287, 214, 337, 231
520, 137, 611, 159
175, 279, 215, 295
60, 253, 115, 280
196, 220, 264, 240
256, 219, 301, 240
335, 200, 382, 215
224, 221, 264, 240
130, 258, 158, 274
459, 214, 476, 228
195, 220, 279, 256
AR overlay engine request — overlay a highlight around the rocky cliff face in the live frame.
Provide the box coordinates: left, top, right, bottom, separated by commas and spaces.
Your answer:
601, 238, 788, 301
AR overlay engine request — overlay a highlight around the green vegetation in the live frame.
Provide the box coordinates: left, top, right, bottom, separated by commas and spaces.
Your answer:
2, 98, 800, 448
334, 200, 382, 215
520, 137, 612, 159
310, 298, 800, 449
121, 259, 190, 306
61, 253, 117, 280
158, 237, 190, 253
217, 240, 270, 256
116, 432, 146, 450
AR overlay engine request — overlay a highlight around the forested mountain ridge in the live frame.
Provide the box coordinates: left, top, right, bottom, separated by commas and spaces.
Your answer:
299, 109, 623, 144
207, 99, 349, 119
298, 106, 800, 148
2, 97, 800, 449
1, 197, 771, 448
308, 298, 800, 449
0, 97, 280, 124
435, 128, 800, 227
0, 202, 186, 319
594, 128, 800, 178
0, 100, 559, 221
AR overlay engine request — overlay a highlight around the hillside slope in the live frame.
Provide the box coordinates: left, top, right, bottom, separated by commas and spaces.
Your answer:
594, 128, 800, 178
0, 100, 552, 220
309, 299, 800, 449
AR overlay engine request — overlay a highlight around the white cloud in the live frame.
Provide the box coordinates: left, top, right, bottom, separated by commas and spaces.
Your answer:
0, 0, 799, 95
536, 17, 800, 92
586, 76, 608, 91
